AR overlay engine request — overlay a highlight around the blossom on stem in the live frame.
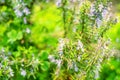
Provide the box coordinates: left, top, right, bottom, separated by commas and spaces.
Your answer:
23, 7, 30, 15
76, 40, 84, 52
58, 38, 65, 55
26, 28, 31, 34
9, 67, 14, 77
48, 55, 56, 63
96, 17, 102, 28
55, 0, 62, 7
55, 59, 62, 68
14, 9, 23, 17
20, 69, 26, 77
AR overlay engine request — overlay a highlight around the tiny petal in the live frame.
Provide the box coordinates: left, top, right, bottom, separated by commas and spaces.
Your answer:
21, 69, 26, 77
26, 28, 31, 34
23, 7, 30, 15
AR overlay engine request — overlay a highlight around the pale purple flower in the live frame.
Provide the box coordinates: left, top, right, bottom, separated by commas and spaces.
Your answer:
48, 55, 56, 63
74, 63, 78, 72
56, 0, 61, 7
89, 4, 95, 16
9, 68, 14, 77
96, 18, 102, 28
15, 9, 23, 17
23, 7, 30, 15
77, 40, 84, 52
55, 59, 62, 68
94, 63, 102, 79
58, 38, 65, 55
102, 9, 108, 19
94, 69, 99, 79
23, 17, 27, 24
21, 69, 26, 77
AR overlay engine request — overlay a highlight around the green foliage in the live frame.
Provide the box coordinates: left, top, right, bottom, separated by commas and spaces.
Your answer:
106, 23, 120, 49
0, 0, 118, 80
99, 58, 120, 80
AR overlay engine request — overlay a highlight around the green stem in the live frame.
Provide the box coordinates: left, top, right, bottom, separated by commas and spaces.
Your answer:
62, 0, 67, 37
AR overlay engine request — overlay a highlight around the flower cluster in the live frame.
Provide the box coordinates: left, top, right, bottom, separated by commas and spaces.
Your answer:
76, 40, 84, 52
0, 47, 44, 79
55, 0, 62, 7
89, 2, 113, 27
13, 0, 30, 24
51, 0, 116, 79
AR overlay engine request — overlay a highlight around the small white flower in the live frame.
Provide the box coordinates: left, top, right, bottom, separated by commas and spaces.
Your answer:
56, 0, 61, 7
78, 55, 81, 61
102, 9, 108, 19
77, 40, 84, 52
15, 9, 23, 17
23, 17, 27, 24
1, 47, 5, 53
55, 59, 62, 68
94, 69, 99, 79
26, 28, 31, 34
89, 4, 95, 16
74, 63, 78, 72
58, 38, 65, 55
10, 71, 14, 77
23, 7, 30, 15
48, 55, 56, 63
9, 67, 14, 77
96, 18, 102, 28
21, 69, 26, 77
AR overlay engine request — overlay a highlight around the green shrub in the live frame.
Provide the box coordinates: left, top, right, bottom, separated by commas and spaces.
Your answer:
0, 0, 118, 80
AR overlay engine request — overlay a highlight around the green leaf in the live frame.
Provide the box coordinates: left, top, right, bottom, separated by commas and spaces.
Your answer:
7, 30, 23, 42
40, 61, 50, 71
7, 30, 17, 42
17, 31, 23, 40
40, 51, 48, 60
12, 51, 21, 57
